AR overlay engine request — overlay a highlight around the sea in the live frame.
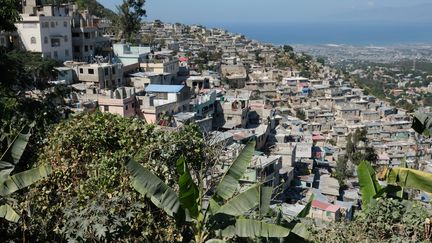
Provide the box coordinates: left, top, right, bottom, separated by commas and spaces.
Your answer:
211, 22, 432, 46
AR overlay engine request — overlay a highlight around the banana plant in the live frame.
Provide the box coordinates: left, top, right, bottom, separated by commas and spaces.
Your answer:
126, 141, 296, 242
0, 124, 52, 222
357, 160, 432, 207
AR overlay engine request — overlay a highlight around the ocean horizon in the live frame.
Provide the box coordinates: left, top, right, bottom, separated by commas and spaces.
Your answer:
207, 22, 432, 46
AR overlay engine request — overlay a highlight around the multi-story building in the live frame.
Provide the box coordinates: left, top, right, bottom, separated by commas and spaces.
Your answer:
76, 62, 124, 89
70, 6, 110, 62
137, 84, 190, 123
15, 1, 72, 61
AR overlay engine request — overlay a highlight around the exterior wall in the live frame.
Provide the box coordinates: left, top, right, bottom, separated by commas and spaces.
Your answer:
77, 63, 124, 89
16, 15, 73, 61
309, 208, 339, 222
140, 60, 179, 75
139, 97, 190, 123
98, 96, 136, 117
113, 44, 150, 66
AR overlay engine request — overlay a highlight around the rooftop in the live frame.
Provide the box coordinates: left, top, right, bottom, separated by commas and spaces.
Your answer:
145, 84, 185, 93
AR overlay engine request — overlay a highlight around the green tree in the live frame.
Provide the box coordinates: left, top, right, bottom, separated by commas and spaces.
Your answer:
0, 0, 21, 32
283, 45, 293, 53
116, 0, 146, 42
20, 112, 208, 241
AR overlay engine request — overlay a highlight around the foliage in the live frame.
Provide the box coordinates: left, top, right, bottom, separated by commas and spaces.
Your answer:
295, 108, 306, 121
0, 126, 52, 223
358, 160, 432, 207
357, 160, 381, 207
0, 0, 21, 32
12, 112, 207, 241
116, 0, 146, 42
126, 141, 307, 242
0, 48, 59, 90
412, 111, 432, 136
310, 198, 432, 242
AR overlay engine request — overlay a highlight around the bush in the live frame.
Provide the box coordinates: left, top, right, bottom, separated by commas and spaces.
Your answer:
310, 198, 432, 242
5, 112, 208, 241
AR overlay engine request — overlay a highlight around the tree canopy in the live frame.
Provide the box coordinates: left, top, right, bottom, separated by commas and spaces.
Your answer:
0, 0, 21, 32
116, 0, 146, 42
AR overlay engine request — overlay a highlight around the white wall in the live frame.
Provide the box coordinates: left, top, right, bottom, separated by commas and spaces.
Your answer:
16, 15, 72, 62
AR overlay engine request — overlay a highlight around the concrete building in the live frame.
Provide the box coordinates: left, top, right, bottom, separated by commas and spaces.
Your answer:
140, 51, 179, 75
113, 43, 151, 66
70, 6, 110, 61
309, 200, 341, 222
138, 84, 190, 123
15, 2, 73, 61
76, 63, 124, 89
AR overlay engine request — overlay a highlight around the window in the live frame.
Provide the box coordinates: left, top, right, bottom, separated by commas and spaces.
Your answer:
104, 105, 109, 111
42, 22, 49, 28
79, 68, 83, 74
227, 116, 233, 121
63, 21, 67, 27
64, 35, 68, 42
90, 45, 93, 50
84, 33, 90, 39
74, 46, 80, 52
132, 103, 135, 108
44, 37, 48, 44
51, 38, 60, 47
53, 51, 58, 59
112, 67, 116, 74
84, 45, 88, 52
72, 32, 80, 38
104, 68, 108, 75
326, 211, 332, 217
51, 22, 55, 28
30, 37, 36, 44
23, 23, 37, 28
125, 105, 128, 110
55, 21, 58, 26
44, 52, 51, 58
0, 37, 5, 45
88, 69, 94, 74
65, 50, 69, 56
156, 93, 168, 100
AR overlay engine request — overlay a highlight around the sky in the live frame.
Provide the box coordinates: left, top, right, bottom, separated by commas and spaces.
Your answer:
99, 0, 432, 25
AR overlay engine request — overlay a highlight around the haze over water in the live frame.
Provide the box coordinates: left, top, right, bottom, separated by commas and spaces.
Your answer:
100, 0, 432, 45
213, 22, 432, 46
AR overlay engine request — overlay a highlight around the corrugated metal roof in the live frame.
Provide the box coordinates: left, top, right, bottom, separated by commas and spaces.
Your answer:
145, 84, 184, 93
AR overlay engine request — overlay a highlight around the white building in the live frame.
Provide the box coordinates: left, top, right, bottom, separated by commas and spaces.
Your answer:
15, 3, 72, 61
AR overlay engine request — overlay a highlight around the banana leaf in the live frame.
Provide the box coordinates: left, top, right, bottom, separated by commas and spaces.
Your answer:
0, 164, 52, 197
357, 160, 381, 206
215, 141, 255, 200
206, 240, 225, 243
0, 123, 34, 164
387, 167, 432, 194
259, 186, 273, 216
126, 157, 183, 218
216, 184, 260, 216
222, 219, 290, 238
297, 194, 314, 218
176, 156, 199, 218
0, 204, 20, 223
290, 222, 310, 240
